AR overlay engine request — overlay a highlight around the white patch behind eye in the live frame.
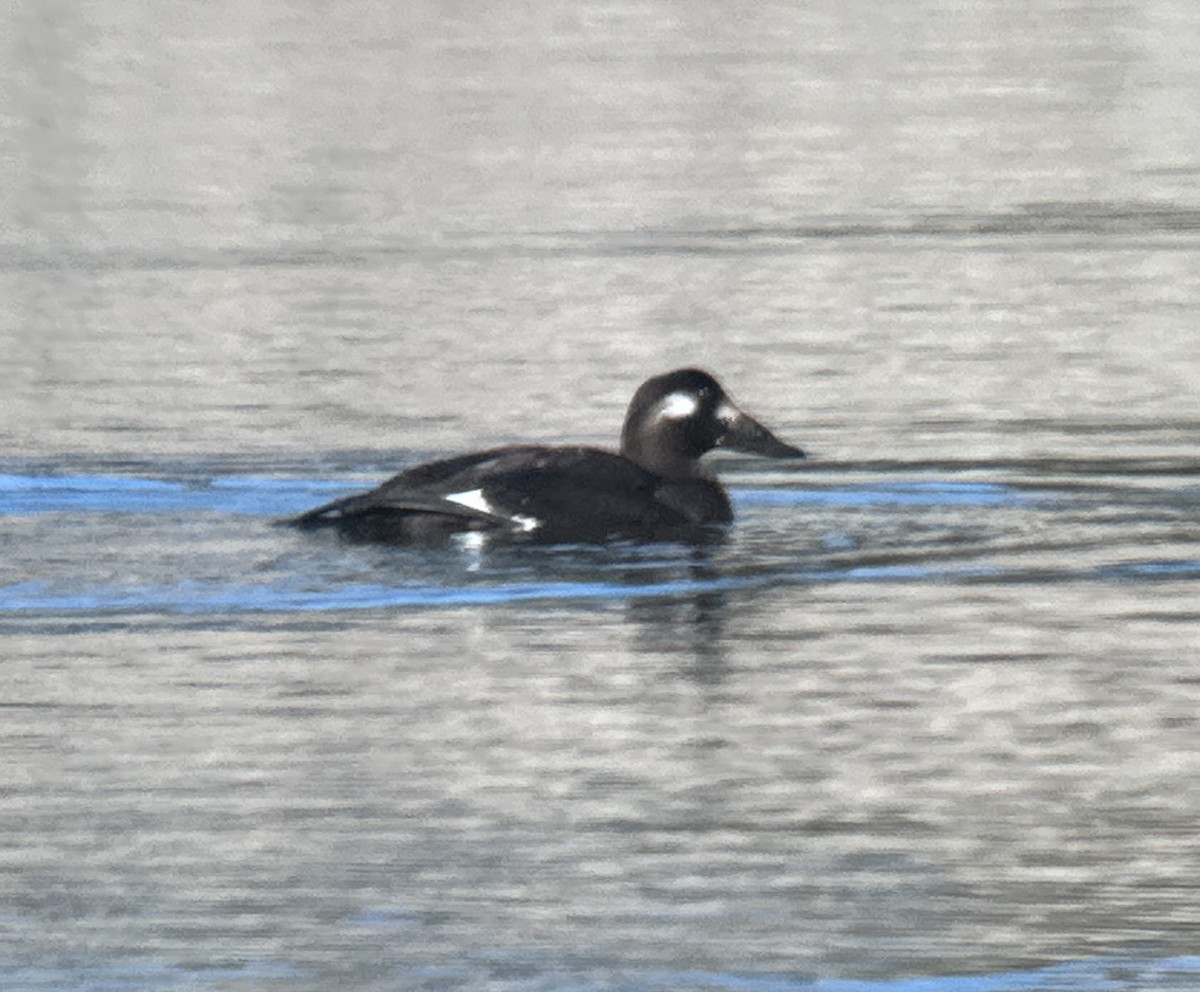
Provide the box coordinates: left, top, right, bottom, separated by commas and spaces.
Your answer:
658, 391, 700, 420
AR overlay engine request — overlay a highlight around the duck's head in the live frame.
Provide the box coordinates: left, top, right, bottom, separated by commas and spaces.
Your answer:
620, 368, 805, 478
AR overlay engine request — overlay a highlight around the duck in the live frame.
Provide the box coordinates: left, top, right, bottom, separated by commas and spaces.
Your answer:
282, 367, 804, 544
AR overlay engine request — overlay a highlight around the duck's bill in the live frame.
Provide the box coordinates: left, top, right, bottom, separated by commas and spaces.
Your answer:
717, 407, 806, 459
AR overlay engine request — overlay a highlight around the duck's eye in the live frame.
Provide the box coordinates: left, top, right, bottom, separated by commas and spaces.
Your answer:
658, 392, 700, 420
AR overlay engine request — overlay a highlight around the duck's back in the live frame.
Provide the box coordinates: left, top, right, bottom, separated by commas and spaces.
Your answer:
284, 445, 731, 544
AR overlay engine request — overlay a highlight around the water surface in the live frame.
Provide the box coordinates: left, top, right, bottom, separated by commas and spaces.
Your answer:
3, 1, 1200, 990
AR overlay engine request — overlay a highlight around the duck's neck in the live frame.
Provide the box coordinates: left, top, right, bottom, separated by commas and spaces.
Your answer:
621, 433, 704, 480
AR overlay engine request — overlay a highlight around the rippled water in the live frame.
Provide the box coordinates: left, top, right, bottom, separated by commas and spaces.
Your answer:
2, 457, 1198, 618
4, 0, 1200, 990
4, 452, 1199, 990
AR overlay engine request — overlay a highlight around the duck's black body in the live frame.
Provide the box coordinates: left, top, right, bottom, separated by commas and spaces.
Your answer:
283, 368, 804, 545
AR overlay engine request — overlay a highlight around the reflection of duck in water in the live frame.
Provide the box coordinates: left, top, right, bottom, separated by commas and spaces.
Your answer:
282, 368, 804, 545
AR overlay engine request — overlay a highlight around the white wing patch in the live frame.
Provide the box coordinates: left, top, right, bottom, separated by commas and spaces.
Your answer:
445, 488, 493, 514
446, 488, 541, 533
658, 391, 700, 420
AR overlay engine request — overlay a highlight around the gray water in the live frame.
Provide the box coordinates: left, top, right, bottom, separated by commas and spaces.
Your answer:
3, 1, 1200, 990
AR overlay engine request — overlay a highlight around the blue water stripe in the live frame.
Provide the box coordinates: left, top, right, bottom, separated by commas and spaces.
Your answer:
0, 473, 356, 515
3, 557, 1198, 617
0, 473, 1035, 516
735, 482, 1035, 508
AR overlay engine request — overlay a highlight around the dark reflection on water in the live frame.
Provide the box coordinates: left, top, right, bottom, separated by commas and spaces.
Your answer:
627, 585, 732, 684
